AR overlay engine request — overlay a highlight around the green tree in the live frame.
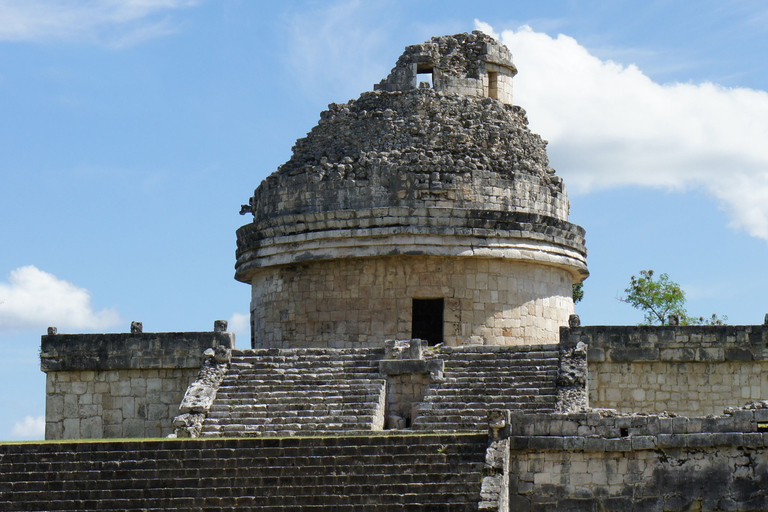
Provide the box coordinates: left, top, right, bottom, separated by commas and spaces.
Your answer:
621, 270, 728, 326
620, 270, 687, 325
572, 282, 584, 304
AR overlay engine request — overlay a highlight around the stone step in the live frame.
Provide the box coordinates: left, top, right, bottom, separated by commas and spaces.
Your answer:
209, 391, 385, 401
421, 388, 557, 399
216, 381, 385, 390
0, 433, 487, 510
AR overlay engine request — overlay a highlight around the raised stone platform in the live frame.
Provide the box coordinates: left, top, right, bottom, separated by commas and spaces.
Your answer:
0, 433, 488, 511
189, 343, 563, 437
507, 409, 768, 511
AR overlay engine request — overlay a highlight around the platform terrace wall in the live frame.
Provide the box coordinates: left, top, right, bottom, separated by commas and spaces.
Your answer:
508, 410, 768, 511
561, 325, 768, 415
41, 330, 234, 440
0, 433, 489, 510
250, 255, 574, 348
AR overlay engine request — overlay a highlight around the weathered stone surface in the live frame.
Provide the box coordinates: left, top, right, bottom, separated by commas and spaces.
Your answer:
173, 349, 229, 437
0, 433, 489, 510
42, 329, 234, 440
563, 325, 768, 415
40, 330, 235, 372
235, 32, 587, 350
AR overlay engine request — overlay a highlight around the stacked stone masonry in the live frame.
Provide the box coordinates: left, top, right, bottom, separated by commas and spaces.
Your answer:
374, 31, 517, 106
40, 330, 234, 439
200, 348, 387, 437
194, 344, 562, 436
251, 256, 574, 348
507, 410, 768, 511
240, 91, 568, 223
563, 325, 768, 415
45, 368, 195, 439
0, 433, 488, 511
413, 344, 560, 430
236, 33, 588, 349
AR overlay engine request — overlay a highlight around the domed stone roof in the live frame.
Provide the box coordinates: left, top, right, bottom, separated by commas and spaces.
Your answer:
236, 32, 587, 285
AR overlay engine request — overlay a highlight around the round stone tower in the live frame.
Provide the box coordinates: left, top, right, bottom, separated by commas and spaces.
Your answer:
236, 31, 588, 349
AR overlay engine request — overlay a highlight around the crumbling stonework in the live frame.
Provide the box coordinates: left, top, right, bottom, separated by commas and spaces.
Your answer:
237, 32, 587, 349
375, 31, 517, 105
378, 339, 443, 428
556, 337, 588, 413
172, 344, 231, 438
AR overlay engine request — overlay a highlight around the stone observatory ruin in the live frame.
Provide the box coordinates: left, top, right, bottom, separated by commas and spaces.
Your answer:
6, 32, 768, 512
236, 31, 588, 349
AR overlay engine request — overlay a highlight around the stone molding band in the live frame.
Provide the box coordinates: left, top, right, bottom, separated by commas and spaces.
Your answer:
235, 209, 588, 283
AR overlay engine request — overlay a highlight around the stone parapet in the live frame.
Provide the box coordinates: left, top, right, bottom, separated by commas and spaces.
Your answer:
562, 324, 768, 363
563, 325, 768, 415
509, 410, 768, 441
508, 410, 768, 511
41, 330, 235, 372
41, 327, 235, 440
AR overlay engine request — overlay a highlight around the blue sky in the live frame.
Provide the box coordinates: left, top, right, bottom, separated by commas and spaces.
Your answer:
1, 0, 767, 440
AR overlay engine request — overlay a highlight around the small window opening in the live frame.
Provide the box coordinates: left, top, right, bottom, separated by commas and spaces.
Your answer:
620, 427, 629, 437
412, 298, 444, 346
488, 71, 499, 100
417, 63, 434, 88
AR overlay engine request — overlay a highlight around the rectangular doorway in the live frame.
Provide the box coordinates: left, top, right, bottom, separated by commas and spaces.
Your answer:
412, 298, 444, 346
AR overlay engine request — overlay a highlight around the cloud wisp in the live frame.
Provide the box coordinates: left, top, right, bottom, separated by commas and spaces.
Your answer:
476, 21, 768, 240
228, 312, 249, 346
283, 0, 397, 102
0, 265, 121, 333
0, 0, 201, 47
10, 415, 45, 440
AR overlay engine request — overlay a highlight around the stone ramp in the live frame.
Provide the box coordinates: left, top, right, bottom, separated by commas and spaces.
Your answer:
0, 433, 488, 511
200, 347, 387, 436
413, 345, 560, 430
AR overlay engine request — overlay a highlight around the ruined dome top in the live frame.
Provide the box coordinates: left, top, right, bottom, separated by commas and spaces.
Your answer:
235, 32, 587, 284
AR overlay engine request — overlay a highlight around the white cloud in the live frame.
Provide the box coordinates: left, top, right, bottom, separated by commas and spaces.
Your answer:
0, 265, 121, 333
0, 0, 200, 46
228, 312, 249, 347
10, 415, 45, 440
476, 21, 768, 240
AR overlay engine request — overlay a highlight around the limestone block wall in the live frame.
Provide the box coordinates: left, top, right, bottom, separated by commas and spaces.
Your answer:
45, 368, 195, 439
561, 325, 768, 415
41, 328, 235, 439
250, 255, 574, 348
508, 410, 768, 511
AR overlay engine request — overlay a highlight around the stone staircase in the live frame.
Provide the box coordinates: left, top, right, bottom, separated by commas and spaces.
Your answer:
413, 345, 560, 430
0, 433, 488, 511
200, 348, 387, 436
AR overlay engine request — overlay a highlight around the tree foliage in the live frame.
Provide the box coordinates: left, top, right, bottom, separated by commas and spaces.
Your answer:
572, 282, 584, 304
620, 270, 687, 325
683, 313, 729, 326
621, 270, 728, 326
